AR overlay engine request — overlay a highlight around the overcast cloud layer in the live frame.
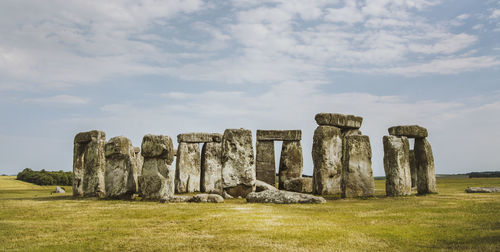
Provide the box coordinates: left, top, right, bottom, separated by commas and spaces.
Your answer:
1, 0, 500, 175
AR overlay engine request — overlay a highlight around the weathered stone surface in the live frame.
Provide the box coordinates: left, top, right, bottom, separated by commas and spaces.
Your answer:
314, 113, 363, 129
189, 193, 225, 203
175, 142, 201, 193
465, 187, 500, 193
130, 147, 143, 193
201, 142, 223, 194
105, 136, 136, 198
388, 125, 428, 138
256, 140, 276, 186
283, 177, 312, 193
141, 134, 175, 163
383, 136, 412, 196
139, 135, 175, 200
221, 129, 256, 197
312, 126, 343, 195
246, 190, 326, 204
409, 150, 417, 188
256, 130, 302, 141
255, 180, 278, 192
54, 186, 65, 194
341, 135, 375, 198
133, 147, 140, 154
177, 133, 222, 143
341, 129, 362, 137
73, 130, 106, 197
160, 195, 193, 203
278, 141, 303, 189
415, 138, 437, 194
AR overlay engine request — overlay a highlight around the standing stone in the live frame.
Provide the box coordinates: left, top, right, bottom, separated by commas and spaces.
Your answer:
383, 136, 411, 196
312, 126, 343, 195
130, 147, 143, 193
409, 150, 417, 188
139, 134, 175, 200
175, 143, 201, 193
201, 142, 223, 194
255, 140, 276, 186
73, 130, 106, 197
415, 138, 437, 194
283, 177, 313, 193
278, 140, 303, 189
341, 135, 374, 198
104, 136, 136, 198
221, 129, 256, 197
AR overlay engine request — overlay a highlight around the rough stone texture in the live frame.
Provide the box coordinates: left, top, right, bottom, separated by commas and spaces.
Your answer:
415, 138, 437, 194
177, 133, 222, 143
255, 140, 276, 186
283, 177, 312, 193
73, 130, 106, 197
246, 190, 326, 204
383, 136, 412, 196
409, 150, 417, 188
312, 126, 343, 195
160, 195, 192, 203
465, 187, 500, 193
175, 142, 201, 193
201, 142, 223, 194
256, 130, 302, 141
388, 125, 428, 138
189, 193, 225, 203
255, 180, 278, 192
139, 135, 175, 200
314, 113, 363, 129
278, 140, 303, 189
130, 147, 143, 193
54, 186, 65, 193
341, 135, 375, 198
221, 129, 256, 198
104, 136, 136, 198
341, 129, 362, 137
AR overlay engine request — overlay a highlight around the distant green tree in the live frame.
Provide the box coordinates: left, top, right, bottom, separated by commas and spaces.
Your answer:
16, 168, 72, 186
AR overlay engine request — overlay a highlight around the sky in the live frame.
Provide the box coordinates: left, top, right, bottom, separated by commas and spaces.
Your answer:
1, 0, 500, 176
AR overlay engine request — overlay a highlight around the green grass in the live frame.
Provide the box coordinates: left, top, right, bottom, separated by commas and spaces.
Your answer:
0, 176, 499, 251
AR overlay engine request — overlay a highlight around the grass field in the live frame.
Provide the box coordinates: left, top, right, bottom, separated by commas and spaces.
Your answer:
0, 175, 499, 251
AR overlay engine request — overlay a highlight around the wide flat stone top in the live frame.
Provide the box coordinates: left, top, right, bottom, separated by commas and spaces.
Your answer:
105, 136, 132, 158
74, 130, 106, 143
314, 113, 363, 129
388, 125, 428, 138
256, 130, 301, 141
177, 133, 222, 143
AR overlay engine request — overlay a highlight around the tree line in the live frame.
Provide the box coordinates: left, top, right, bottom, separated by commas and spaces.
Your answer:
16, 168, 72, 186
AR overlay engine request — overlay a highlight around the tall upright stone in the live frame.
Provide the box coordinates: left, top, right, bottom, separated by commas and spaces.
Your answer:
415, 138, 437, 194
409, 150, 417, 188
341, 135, 374, 198
73, 130, 106, 197
255, 140, 276, 186
175, 142, 201, 193
104, 136, 135, 199
383, 135, 411, 196
312, 126, 343, 195
139, 134, 175, 200
221, 129, 256, 197
130, 147, 143, 193
201, 142, 223, 194
278, 140, 303, 189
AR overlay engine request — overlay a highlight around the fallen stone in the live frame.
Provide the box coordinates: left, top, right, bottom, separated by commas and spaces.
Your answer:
201, 142, 223, 194
246, 190, 326, 204
283, 177, 312, 193
105, 136, 136, 198
314, 113, 363, 129
465, 187, 500, 193
160, 195, 193, 203
256, 130, 302, 141
175, 142, 201, 193
222, 191, 234, 199
255, 180, 278, 192
189, 193, 225, 203
141, 134, 175, 164
383, 135, 412, 196
54, 186, 65, 194
73, 130, 106, 197
177, 133, 222, 143
415, 138, 437, 194
256, 140, 276, 186
341, 135, 375, 198
278, 140, 303, 189
221, 129, 256, 198
388, 125, 428, 138
312, 126, 343, 195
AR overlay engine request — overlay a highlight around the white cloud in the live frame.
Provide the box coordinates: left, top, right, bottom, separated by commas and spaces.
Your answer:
490, 9, 500, 19
24, 95, 90, 105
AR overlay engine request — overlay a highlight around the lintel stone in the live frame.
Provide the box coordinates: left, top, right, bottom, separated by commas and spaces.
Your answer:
256, 130, 301, 141
388, 125, 428, 138
314, 113, 363, 129
177, 133, 222, 143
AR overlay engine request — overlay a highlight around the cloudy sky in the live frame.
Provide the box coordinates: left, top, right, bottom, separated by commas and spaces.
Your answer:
1, 0, 500, 176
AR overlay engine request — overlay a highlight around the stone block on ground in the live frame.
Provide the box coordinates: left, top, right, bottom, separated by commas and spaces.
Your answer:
73, 130, 106, 197
177, 133, 222, 143
256, 130, 302, 141
341, 135, 375, 198
175, 142, 201, 193
256, 140, 276, 186
383, 135, 412, 196
388, 125, 428, 138
201, 142, 223, 194
160, 195, 193, 203
314, 113, 363, 129
255, 180, 278, 192
246, 190, 326, 204
278, 140, 303, 189
465, 187, 500, 193
415, 138, 437, 194
312, 126, 343, 195
189, 193, 225, 203
54, 186, 65, 194
283, 177, 312, 193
